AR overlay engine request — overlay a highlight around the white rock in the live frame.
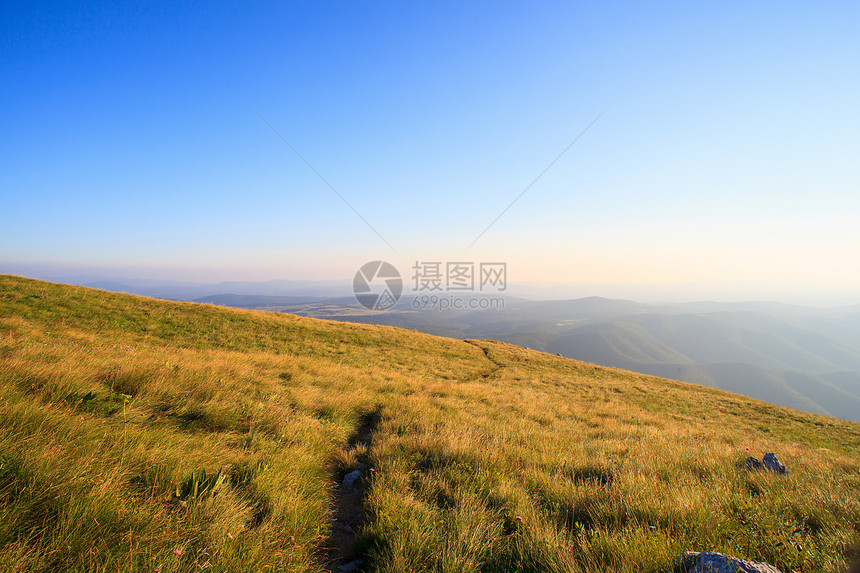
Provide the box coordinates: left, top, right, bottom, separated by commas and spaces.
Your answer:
684, 551, 783, 573
342, 470, 362, 489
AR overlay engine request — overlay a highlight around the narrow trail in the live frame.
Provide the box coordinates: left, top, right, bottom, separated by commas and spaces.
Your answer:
322, 339, 498, 571
464, 339, 504, 379
322, 409, 380, 573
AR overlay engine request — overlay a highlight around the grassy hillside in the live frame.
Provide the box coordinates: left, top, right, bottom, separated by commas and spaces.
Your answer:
270, 297, 860, 422
1, 275, 859, 573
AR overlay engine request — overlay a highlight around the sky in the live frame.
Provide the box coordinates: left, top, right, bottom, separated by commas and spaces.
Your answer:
2, 1, 859, 304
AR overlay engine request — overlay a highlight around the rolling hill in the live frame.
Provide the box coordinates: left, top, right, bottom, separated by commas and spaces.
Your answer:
1, 275, 859, 573
206, 295, 860, 422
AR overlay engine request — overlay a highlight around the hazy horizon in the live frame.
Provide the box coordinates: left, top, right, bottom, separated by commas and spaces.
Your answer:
2, 262, 859, 308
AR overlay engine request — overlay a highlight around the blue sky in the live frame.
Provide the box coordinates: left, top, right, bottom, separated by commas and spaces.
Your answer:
2, 2, 859, 303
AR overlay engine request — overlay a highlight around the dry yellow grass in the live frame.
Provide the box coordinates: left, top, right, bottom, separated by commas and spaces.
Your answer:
0, 275, 858, 572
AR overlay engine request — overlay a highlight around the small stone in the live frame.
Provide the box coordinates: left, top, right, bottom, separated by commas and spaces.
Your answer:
743, 453, 788, 476
682, 551, 783, 573
342, 470, 362, 489
339, 560, 361, 572
762, 453, 788, 476
744, 456, 764, 471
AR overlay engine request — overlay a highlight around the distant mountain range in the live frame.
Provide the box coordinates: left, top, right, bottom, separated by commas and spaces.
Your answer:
43, 275, 860, 422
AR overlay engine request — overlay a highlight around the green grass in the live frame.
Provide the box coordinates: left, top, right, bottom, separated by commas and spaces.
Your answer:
1, 275, 858, 572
